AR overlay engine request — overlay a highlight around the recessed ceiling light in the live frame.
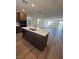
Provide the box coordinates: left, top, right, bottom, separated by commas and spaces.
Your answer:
32, 4, 35, 7
22, 9, 25, 11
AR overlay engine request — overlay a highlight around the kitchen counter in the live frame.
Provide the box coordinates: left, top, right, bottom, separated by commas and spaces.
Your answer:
22, 27, 49, 37
16, 22, 21, 33
16, 23, 20, 27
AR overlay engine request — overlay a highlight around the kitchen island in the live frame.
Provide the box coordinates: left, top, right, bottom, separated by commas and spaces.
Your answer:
22, 27, 49, 51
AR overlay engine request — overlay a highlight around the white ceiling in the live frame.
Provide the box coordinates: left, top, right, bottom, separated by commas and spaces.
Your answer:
16, 0, 63, 17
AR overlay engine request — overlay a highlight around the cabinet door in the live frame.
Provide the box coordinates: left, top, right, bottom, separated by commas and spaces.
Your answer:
16, 12, 20, 21
20, 13, 27, 20
22, 29, 26, 39
32, 33, 44, 50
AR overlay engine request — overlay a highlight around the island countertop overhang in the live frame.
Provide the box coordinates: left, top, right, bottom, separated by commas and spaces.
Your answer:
22, 27, 49, 37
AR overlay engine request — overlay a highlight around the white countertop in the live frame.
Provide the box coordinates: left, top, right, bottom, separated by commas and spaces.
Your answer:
16, 23, 20, 27
22, 27, 49, 37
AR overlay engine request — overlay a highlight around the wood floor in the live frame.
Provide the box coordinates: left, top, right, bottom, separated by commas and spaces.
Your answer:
16, 28, 63, 59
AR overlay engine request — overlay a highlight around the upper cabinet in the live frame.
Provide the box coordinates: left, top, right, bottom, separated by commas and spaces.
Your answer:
20, 12, 27, 20
16, 11, 27, 21
16, 11, 27, 27
16, 12, 20, 21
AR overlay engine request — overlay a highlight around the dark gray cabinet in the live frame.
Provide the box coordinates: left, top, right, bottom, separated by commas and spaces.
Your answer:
16, 26, 21, 33
22, 28, 48, 51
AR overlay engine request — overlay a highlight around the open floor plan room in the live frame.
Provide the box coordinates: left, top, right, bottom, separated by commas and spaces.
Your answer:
16, 0, 63, 59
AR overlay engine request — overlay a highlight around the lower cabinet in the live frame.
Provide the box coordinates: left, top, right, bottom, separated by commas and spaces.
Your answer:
22, 29, 48, 51
16, 26, 21, 33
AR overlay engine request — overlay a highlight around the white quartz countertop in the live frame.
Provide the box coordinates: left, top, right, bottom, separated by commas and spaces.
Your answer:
22, 27, 49, 37
16, 23, 20, 27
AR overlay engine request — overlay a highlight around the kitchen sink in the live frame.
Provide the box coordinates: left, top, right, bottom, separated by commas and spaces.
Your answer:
29, 28, 36, 31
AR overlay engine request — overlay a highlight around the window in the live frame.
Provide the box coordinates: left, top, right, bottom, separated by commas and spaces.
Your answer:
27, 16, 32, 26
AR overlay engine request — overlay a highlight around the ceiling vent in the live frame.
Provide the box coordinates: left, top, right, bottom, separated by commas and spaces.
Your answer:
22, 0, 28, 4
